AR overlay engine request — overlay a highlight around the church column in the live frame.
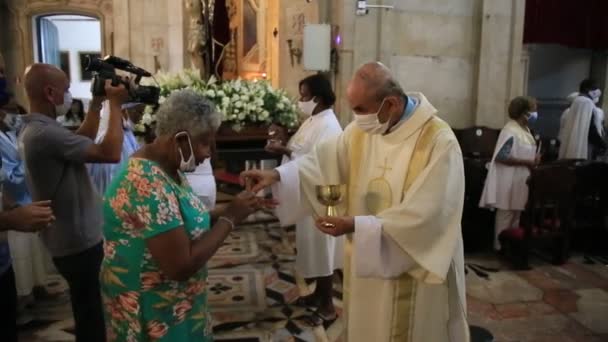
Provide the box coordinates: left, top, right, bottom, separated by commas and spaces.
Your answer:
330, 0, 357, 125
475, 0, 526, 128
166, 0, 186, 72
112, 0, 131, 58
330, 0, 387, 125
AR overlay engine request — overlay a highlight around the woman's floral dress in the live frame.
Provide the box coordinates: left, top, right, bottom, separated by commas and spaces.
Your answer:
100, 158, 212, 341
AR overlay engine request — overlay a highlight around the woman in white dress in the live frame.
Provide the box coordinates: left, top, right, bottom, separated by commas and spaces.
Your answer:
265, 74, 343, 325
480, 96, 540, 250
186, 159, 217, 209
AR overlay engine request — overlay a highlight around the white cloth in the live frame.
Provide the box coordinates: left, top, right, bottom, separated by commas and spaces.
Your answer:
273, 93, 468, 342
559, 96, 596, 159
480, 120, 536, 211
494, 209, 521, 250
8, 231, 50, 296
594, 107, 604, 137
185, 159, 216, 209
353, 216, 416, 278
280, 109, 344, 278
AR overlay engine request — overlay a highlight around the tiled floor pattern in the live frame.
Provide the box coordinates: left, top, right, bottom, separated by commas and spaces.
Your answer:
16, 220, 608, 341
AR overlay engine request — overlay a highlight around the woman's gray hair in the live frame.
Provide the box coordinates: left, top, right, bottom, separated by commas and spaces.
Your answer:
155, 89, 222, 137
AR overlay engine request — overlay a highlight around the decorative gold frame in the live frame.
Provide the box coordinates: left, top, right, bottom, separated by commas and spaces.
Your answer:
236, 0, 266, 76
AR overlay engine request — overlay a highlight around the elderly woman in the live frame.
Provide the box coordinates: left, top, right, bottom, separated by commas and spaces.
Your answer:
480, 96, 540, 250
101, 90, 263, 341
265, 74, 343, 325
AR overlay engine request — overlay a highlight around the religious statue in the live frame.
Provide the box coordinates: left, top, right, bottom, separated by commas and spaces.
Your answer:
186, 0, 205, 71
222, 0, 239, 78
186, 0, 218, 79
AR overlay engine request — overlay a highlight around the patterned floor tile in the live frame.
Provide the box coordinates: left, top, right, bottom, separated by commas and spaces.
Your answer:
467, 271, 543, 304
16, 215, 608, 342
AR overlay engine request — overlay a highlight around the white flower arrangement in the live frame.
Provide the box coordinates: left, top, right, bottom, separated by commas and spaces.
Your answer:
135, 69, 299, 133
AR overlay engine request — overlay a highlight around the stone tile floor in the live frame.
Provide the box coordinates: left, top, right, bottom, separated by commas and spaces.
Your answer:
466, 254, 608, 342
16, 222, 608, 341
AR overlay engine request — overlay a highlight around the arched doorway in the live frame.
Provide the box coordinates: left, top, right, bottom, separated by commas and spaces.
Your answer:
33, 14, 102, 101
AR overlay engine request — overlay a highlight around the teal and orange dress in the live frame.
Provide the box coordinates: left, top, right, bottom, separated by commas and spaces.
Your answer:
100, 158, 212, 341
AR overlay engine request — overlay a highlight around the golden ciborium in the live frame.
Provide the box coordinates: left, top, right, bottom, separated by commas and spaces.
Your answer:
315, 184, 346, 217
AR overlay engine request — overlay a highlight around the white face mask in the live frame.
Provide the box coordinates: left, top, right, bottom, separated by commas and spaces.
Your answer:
590, 89, 602, 104
298, 98, 317, 119
54, 91, 72, 117
353, 99, 389, 135
175, 132, 197, 172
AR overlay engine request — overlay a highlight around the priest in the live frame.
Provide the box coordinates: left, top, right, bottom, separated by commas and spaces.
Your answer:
242, 62, 468, 342
559, 79, 606, 160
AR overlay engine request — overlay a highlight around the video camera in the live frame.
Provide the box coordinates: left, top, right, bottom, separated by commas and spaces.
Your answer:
86, 55, 160, 106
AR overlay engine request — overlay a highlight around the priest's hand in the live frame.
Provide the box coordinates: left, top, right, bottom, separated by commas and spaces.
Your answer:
240, 169, 281, 193
314, 216, 355, 237
265, 140, 286, 154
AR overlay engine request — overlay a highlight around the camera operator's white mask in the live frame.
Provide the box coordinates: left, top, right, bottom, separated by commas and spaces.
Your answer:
55, 91, 73, 117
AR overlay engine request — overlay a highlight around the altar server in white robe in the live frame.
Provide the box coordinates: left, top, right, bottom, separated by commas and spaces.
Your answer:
265, 74, 343, 324
559, 92, 579, 144
559, 79, 606, 159
242, 62, 468, 342
185, 159, 217, 208
479, 96, 539, 250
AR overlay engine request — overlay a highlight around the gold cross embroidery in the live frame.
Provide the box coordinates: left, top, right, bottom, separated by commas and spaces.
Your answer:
378, 158, 392, 177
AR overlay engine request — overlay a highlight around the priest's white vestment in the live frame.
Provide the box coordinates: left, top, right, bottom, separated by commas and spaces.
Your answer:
272, 93, 468, 342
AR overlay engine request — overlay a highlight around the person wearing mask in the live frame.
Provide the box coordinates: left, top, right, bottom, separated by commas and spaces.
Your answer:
88, 101, 142, 195
0, 154, 54, 342
57, 99, 85, 128
265, 74, 343, 325
0, 109, 52, 307
242, 62, 469, 342
19, 63, 128, 342
480, 96, 540, 251
101, 89, 268, 341
559, 79, 606, 159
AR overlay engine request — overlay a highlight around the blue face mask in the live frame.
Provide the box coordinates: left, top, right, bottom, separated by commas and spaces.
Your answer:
527, 111, 538, 125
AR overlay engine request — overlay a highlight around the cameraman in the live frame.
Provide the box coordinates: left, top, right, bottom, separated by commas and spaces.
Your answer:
19, 63, 127, 342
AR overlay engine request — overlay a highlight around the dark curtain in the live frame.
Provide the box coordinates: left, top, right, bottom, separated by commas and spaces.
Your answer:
524, 0, 608, 49
213, 0, 230, 77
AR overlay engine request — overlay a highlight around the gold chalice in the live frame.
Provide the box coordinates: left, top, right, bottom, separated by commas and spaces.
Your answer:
315, 184, 346, 217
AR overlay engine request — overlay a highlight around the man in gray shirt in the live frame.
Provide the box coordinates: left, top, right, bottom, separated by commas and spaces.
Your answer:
19, 64, 127, 342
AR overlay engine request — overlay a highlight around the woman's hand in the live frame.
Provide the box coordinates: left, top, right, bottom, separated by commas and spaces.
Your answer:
224, 191, 260, 223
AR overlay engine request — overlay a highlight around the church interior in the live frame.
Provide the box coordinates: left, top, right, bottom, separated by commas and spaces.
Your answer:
1, 0, 608, 341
